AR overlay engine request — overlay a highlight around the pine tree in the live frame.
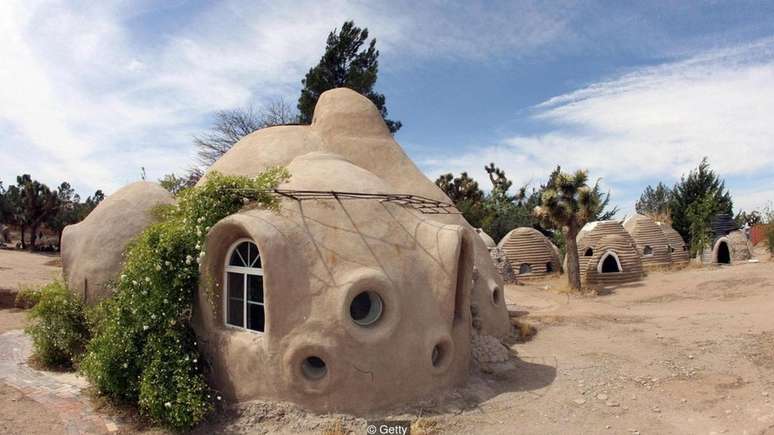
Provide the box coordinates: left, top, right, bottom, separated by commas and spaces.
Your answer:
297, 21, 401, 133
669, 158, 733, 246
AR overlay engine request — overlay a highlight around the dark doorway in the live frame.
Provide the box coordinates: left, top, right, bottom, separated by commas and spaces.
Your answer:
545, 262, 554, 273
600, 254, 621, 273
716, 241, 731, 264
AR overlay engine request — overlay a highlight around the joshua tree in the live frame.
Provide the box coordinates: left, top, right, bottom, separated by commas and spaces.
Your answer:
534, 169, 601, 290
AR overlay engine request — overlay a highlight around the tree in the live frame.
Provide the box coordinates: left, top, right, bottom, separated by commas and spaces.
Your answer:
435, 172, 487, 228
635, 182, 673, 223
735, 210, 762, 227
685, 192, 715, 256
297, 21, 401, 133
16, 175, 59, 249
194, 99, 298, 168
47, 182, 79, 247
534, 170, 601, 290
670, 158, 733, 247
159, 173, 199, 196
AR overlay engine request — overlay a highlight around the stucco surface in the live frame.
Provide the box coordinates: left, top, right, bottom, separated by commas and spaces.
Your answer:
61, 182, 174, 304
193, 152, 485, 412
199, 88, 509, 339
192, 89, 511, 412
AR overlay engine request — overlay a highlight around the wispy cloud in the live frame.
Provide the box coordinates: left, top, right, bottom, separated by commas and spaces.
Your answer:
1, 0, 576, 194
422, 38, 774, 214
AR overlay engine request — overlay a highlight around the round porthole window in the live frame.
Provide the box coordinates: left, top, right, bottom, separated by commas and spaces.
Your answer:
301, 356, 327, 380
431, 344, 443, 367
349, 291, 384, 326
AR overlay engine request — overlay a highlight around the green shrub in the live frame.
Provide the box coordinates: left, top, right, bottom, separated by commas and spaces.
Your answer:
766, 223, 774, 256
15, 285, 42, 308
26, 280, 89, 368
80, 169, 288, 430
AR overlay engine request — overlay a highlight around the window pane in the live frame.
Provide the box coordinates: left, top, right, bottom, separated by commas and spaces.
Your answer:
251, 249, 262, 268
229, 248, 246, 266
228, 299, 244, 327
238, 242, 250, 266
226, 272, 244, 327
247, 303, 265, 332
247, 274, 263, 303
227, 272, 244, 300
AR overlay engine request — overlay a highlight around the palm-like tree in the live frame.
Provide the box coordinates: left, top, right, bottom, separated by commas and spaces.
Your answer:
534, 169, 601, 290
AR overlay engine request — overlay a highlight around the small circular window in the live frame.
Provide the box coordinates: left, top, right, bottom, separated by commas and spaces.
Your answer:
350, 291, 384, 326
302, 356, 327, 380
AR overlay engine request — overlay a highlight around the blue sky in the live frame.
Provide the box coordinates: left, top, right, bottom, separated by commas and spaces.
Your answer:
3, 1, 774, 217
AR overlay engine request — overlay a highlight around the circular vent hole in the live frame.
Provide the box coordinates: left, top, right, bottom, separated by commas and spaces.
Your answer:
301, 356, 327, 380
349, 291, 383, 326
492, 287, 502, 305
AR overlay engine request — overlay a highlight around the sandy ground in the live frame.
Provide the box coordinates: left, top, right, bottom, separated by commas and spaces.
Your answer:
1, 248, 774, 434
0, 249, 61, 291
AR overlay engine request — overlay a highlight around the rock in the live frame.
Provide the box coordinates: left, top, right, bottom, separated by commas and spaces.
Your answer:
606, 401, 620, 407
573, 398, 586, 405
597, 393, 608, 400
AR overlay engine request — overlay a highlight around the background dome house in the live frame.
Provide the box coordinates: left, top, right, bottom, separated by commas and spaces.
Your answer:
575, 220, 644, 287
700, 213, 752, 264
62, 88, 511, 414
497, 227, 561, 279
61, 181, 175, 305
656, 222, 690, 266
623, 214, 672, 269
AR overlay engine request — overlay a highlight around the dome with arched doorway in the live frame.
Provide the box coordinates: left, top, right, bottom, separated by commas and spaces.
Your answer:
576, 220, 644, 287
656, 222, 690, 266
701, 229, 753, 265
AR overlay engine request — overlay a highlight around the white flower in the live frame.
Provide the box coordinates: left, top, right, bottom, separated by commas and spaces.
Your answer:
164, 402, 172, 408
145, 277, 151, 282
143, 325, 149, 331
120, 274, 126, 281
165, 261, 172, 267
132, 280, 138, 286
217, 395, 222, 401
122, 362, 128, 369
155, 265, 161, 271
197, 216, 204, 223
185, 255, 193, 265
193, 358, 197, 363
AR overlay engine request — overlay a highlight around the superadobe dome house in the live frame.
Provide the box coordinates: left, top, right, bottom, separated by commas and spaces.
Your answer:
61, 181, 174, 305
623, 214, 672, 268
62, 88, 512, 414
575, 220, 644, 287
656, 222, 690, 266
497, 227, 561, 279
699, 213, 753, 265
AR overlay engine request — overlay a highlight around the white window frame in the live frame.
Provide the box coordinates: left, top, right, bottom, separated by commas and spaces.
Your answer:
223, 238, 265, 334
597, 250, 623, 274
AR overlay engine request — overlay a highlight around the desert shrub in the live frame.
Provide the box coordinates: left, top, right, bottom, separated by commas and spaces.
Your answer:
15, 285, 42, 308
80, 169, 288, 430
766, 224, 774, 256
26, 280, 89, 367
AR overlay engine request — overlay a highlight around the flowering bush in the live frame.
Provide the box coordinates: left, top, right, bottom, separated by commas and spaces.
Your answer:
80, 169, 288, 430
15, 284, 42, 308
26, 280, 89, 367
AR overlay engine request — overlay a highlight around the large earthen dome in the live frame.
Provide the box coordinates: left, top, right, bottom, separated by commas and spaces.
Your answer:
623, 214, 672, 268
576, 220, 644, 287
497, 227, 560, 278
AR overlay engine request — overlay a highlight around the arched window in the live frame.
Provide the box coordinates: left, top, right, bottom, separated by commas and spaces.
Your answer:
643, 245, 653, 256
225, 240, 265, 332
519, 263, 532, 274
584, 247, 594, 257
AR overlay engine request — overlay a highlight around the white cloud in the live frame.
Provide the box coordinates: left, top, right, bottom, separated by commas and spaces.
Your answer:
1, 0, 576, 195
422, 38, 774, 214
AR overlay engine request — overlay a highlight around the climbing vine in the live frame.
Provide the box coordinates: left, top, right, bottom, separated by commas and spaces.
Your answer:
80, 168, 289, 430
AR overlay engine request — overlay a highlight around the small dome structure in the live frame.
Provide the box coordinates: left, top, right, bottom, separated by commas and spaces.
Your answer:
702, 229, 752, 265
710, 213, 738, 238
623, 214, 672, 268
61, 182, 174, 304
657, 222, 689, 265
476, 228, 496, 249
576, 220, 644, 287
497, 227, 561, 279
